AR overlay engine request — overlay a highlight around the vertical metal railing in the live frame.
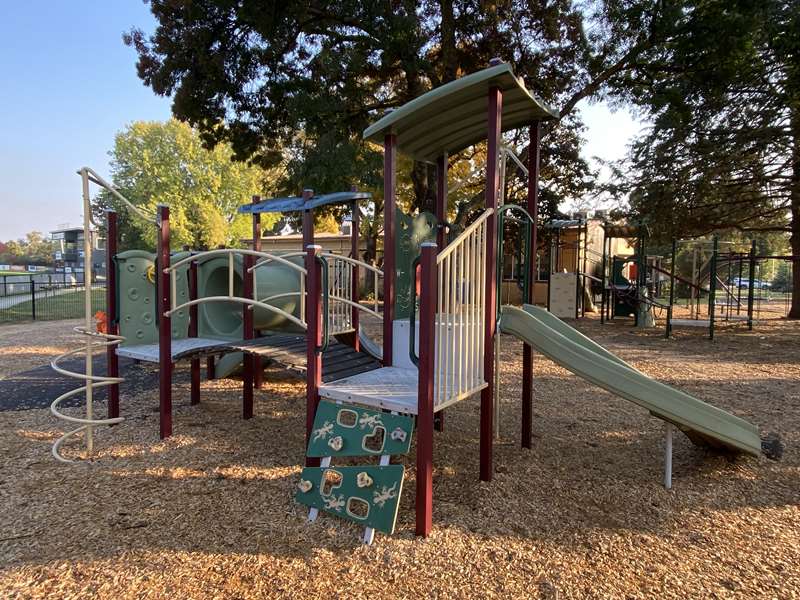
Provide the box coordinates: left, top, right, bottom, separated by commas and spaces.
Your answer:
431, 208, 492, 409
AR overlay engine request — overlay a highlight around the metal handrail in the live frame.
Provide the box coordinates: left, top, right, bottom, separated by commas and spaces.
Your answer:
496, 204, 535, 318
437, 208, 494, 263
169, 248, 307, 274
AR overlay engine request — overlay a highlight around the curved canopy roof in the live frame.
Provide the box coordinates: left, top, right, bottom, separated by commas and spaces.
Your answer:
239, 191, 371, 214
363, 63, 559, 162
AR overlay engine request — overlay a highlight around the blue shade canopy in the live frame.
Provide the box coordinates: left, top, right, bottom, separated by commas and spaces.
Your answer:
239, 191, 372, 214
363, 62, 559, 162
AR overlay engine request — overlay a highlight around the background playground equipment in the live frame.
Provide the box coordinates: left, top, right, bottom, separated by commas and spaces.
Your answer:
539, 215, 624, 319
597, 223, 665, 329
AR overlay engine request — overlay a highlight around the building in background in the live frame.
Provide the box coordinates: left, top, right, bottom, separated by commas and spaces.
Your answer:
50, 225, 106, 280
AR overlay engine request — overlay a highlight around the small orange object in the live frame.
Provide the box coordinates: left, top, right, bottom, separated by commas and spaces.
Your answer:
95, 310, 108, 334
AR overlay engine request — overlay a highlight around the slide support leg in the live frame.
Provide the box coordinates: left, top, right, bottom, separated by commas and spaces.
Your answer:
664, 422, 673, 490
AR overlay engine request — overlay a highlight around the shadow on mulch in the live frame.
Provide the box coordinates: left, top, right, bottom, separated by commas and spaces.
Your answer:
0, 357, 190, 411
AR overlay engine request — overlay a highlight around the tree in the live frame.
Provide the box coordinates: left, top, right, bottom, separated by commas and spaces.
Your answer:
0, 232, 55, 266
611, 0, 800, 317
95, 119, 279, 249
125, 1, 671, 256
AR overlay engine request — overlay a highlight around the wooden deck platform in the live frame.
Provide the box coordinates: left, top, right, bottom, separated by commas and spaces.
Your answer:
116, 334, 381, 383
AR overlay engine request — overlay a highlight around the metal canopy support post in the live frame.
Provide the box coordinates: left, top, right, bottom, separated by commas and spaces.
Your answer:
666, 239, 676, 338
521, 121, 540, 449
600, 226, 607, 325
416, 242, 438, 537
157, 204, 172, 439
106, 210, 120, 419
350, 196, 361, 352
664, 421, 673, 489
189, 259, 200, 405
242, 236, 255, 420
252, 195, 264, 389
747, 240, 756, 330
305, 223, 323, 469
480, 84, 502, 483
434, 153, 447, 433
708, 237, 718, 340
383, 134, 397, 366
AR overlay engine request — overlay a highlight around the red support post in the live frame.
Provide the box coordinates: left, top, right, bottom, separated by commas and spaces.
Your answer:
480, 85, 502, 482
242, 247, 254, 420
251, 195, 264, 390
305, 243, 323, 467
189, 259, 200, 405
522, 122, 541, 449
105, 210, 120, 420
350, 197, 360, 352
415, 242, 438, 537
382, 134, 397, 366
157, 205, 172, 439
434, 153, 447, 432
206, 357, 215, 380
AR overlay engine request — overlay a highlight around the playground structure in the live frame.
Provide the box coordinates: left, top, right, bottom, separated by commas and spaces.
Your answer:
51, 62, 770, 541
596, 228, 796, 339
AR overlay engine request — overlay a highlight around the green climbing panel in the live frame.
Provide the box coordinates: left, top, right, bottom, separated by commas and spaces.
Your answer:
394, 209, 437, 319
307, 401, 414, 458
295, 465, 405, 534
115, 250, 191, 346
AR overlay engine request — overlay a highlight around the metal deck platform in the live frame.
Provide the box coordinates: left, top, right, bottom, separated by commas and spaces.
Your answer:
117, 334, 381, 383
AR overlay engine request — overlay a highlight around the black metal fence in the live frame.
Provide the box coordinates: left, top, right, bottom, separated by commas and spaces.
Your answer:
0, 281, 106, 323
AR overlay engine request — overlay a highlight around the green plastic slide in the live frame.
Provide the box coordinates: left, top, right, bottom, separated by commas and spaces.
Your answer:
499, 304, 762, 456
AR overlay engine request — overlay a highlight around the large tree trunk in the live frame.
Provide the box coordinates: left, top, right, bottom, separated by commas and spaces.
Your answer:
790, 107, 800, 319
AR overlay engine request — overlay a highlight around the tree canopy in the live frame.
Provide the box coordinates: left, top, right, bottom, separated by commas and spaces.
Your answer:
95, 119, 279, 249
125, 1, 669, 221
612, 0, 800, 316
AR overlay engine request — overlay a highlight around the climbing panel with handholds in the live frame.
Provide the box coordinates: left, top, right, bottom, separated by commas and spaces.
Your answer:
395, 209, 437, 319
306, 401, 414, 458
297, 400, 413, 541
115, 250, 191, 346
295, 465, 405, 534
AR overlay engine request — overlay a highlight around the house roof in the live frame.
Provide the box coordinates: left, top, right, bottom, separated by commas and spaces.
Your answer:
238, 191, 372, 215
362, 62, 559, 162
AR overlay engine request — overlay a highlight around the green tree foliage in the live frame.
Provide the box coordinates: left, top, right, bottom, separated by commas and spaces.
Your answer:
611, 0, 800, 316
95, 119, 279, 250
125, 1, 670, 242
0, 232, 55, 266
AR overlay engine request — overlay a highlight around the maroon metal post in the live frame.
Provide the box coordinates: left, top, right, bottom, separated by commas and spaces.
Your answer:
156, 205, 172, 439
301, 189, 315, 248
105, 210, 120, 419
251, 195, 264, 390
416, 242, 438, 537
189, 259, 200, 405
480, 85, 502, 482
434, 153, 447, 432
305, 243, 323, 467
383, 134, 397, 366
522, 121, 541, 449
242, 247, 254, 420
350, 198, 360, 352
206, 357, 215, 380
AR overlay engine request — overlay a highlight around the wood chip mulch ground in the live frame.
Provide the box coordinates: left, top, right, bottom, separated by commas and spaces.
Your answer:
0, 315, 798, 599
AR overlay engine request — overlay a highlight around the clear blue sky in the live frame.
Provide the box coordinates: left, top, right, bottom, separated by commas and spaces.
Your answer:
0, 1, 641, 241
0, 1, 171, 240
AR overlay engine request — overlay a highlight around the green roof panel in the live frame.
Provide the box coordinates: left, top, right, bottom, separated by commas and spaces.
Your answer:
363, 63, 559, 161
